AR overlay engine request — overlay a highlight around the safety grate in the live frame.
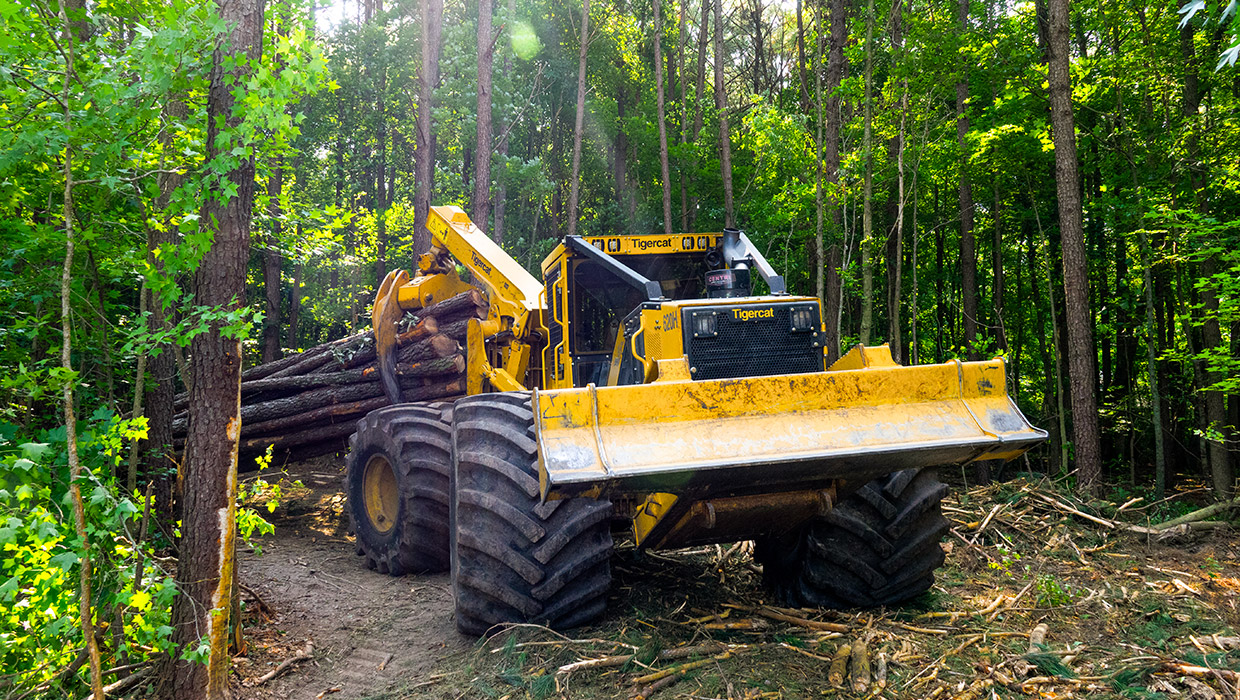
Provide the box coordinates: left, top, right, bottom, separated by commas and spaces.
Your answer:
685, 305, 822, 381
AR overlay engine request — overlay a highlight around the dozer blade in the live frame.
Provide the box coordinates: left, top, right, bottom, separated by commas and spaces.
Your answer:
533, 350, 1047, 501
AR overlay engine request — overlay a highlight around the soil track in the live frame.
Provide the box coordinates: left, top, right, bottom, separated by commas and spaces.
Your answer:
233, 455, 468, 700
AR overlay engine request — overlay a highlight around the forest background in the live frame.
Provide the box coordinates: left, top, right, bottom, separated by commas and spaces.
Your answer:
1, 0, 1238, 696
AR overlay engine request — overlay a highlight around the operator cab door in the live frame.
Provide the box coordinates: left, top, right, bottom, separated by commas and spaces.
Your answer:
566, 258, 647, 388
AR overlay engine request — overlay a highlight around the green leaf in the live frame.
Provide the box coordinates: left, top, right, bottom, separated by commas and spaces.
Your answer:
49, 551, 79, 571
129, 590, 152, 611
19, 442, 49, 461
0, 576, 18, 600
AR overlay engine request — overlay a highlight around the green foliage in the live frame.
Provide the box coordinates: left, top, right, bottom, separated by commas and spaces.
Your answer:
0, 414, 176, 695
237, 446, 304, 554
1034, 574, 1078, 608
1023, 651, 1078, 679
987, 545, 1022, 577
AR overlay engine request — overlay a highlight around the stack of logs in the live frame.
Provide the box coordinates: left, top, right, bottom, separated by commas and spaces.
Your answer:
171, 289, 489, 465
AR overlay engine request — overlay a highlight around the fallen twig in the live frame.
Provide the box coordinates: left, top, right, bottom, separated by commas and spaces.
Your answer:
888, 621, 950, 635
1030, 491, 1115, 529
632, 672, 683, 700
723, 604, 850, 632
75, 668, 150, 700
632, 650, 735, 685
703, 618, 768, 631
256, 641, 314, 684
1159, 661, 1240, 683
558, 642, 729, 674
1153, 497, 1240, 529
238, 582, 274, 617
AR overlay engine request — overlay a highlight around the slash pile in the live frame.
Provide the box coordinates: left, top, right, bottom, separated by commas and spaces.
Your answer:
171, 289, 489, 465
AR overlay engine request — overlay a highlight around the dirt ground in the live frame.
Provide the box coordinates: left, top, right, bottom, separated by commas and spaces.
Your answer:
230, 455, 1240, 700
231, 455, 468, 700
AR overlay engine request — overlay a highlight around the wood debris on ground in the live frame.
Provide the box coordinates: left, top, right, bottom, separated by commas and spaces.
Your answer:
424, 476, 1240, 700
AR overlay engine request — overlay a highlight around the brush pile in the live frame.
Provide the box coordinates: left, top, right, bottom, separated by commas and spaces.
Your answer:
171, 289, 488, 464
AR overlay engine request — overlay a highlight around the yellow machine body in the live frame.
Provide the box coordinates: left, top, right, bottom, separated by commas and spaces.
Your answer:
372, 207, 1047, 551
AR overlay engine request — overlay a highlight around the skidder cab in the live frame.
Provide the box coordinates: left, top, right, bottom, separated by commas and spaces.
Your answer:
541, 226, 821, 388
348, 205, 1047, 635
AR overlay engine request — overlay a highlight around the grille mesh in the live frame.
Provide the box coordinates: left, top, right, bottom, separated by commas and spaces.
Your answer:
686, 305, 821, 381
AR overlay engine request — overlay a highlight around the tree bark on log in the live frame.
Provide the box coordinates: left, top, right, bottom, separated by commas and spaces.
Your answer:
398, 334, 459, 364
396, 354, 465, 378
418, 289, 488, 319
241, 330, 370, 381
270, 339, 364, 378
239, 379, 467, 452
241, 421, 359, 453
440, 318, 471, 341
241, 395, 391, 437
239, 381, 386, 425
240, 367, 381, 394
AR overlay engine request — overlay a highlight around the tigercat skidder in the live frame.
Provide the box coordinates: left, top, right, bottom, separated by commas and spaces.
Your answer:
346, 205, 1046, 635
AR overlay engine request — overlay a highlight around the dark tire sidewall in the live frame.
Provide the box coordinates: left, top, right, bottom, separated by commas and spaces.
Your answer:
347, 438, 404, 563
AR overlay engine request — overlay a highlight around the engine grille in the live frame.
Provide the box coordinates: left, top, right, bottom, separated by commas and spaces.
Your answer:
684, 304, 822, 381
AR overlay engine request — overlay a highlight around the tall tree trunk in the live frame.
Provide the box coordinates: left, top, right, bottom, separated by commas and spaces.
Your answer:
567, 0, 590, 238
796, 0, 809, 113
822, 0, 845, 360
1138, 223, 1167, 499
56, 5, 105, 696
749, 0, 765, 95
654, 0, 674, 234
263, 158, 283, 364
689, 0, 710, 232
550, 98, 565, 238
1048, 260, 1070, 473
493, 0, 515, 244
169, 0, 262, 694
1180, 24, 1232, 497
993, 181, 1007, 352
128, 278, 149, 493
473, 0, 494, 229
613, 84, 631, 221
289, 236, 302, 348
956, 0, 978, 361
414, 0, 443, 254
712, 0, 735, 228
858, 0, 874, 346
264, 8, 288, 364
910, 179, 919, 364
887, 0, 906, 361
814, 0, 825, 304
1047, 0, 1101, 492
677, 0, 689, 230
375, 40, 389, 283
144, 98, 185, 525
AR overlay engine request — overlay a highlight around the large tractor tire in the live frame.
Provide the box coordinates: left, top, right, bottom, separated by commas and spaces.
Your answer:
450, 392, 613, 636
346, 403, 453, 575
757, 468, 949, 608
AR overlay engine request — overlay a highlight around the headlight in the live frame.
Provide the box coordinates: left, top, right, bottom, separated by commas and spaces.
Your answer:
790, 306, 816, 332
692, 311, 718, 338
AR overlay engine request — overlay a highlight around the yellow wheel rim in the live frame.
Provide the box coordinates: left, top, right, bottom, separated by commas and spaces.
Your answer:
362, 454, 398, 535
